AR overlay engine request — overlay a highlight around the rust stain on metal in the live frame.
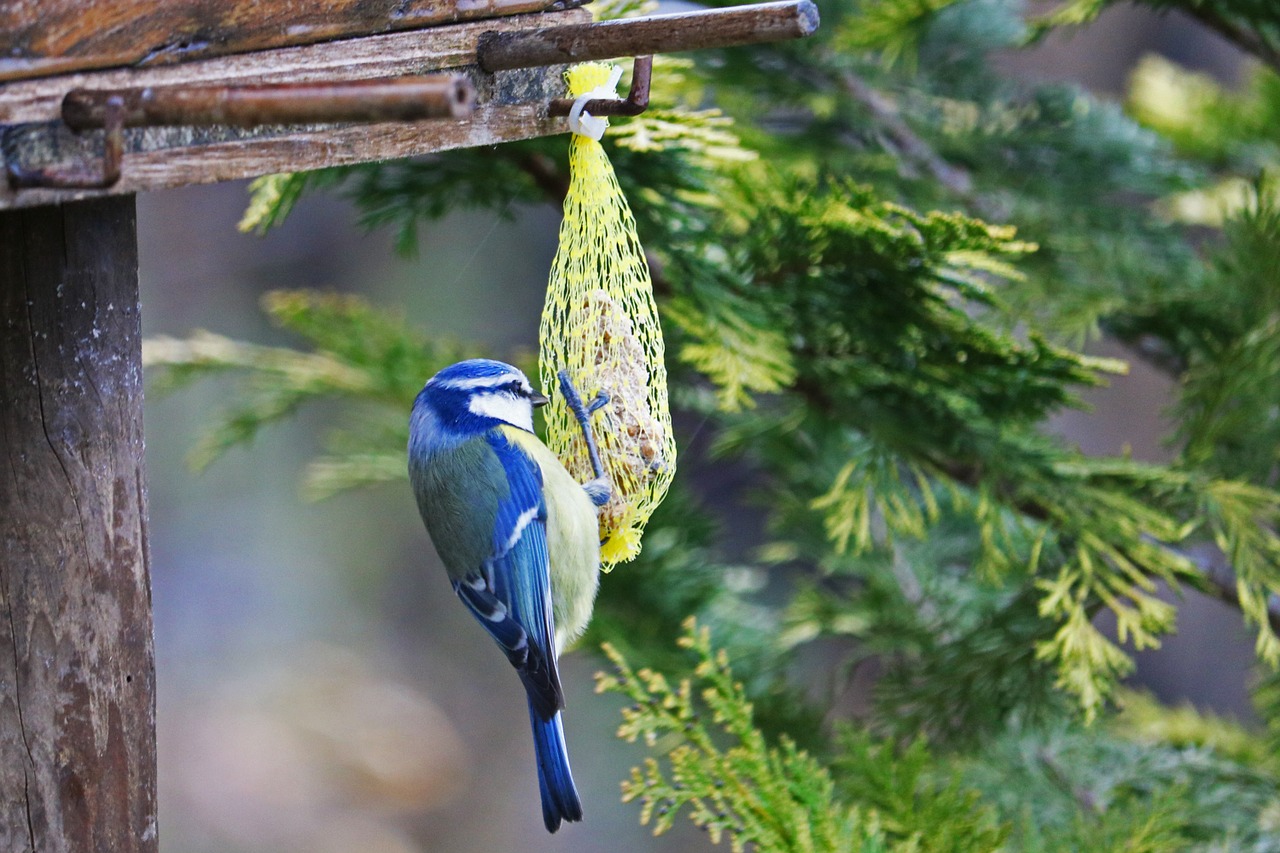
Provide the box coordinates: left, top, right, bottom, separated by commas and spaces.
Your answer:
7, 95, 124, 190
62, 74, 475, 129
477, 0, 820, 71
547, 54, 650, 117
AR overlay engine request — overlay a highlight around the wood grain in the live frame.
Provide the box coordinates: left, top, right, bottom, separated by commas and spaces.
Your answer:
0, 0, 575, 83
0, 196, 157, 853
0, 11, 584, 123
0, 11, 585, 210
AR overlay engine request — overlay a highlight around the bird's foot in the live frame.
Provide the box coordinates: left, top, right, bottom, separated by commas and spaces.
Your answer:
586, 390, 610, 415
583, 477, 611, 508
557, 369, 613, 500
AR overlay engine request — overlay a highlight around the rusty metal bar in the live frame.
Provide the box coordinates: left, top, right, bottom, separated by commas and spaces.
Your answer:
7, 95, 124, 190
548, 55, 651, 117
62, 74, 475, 130
477, 0, 819, 72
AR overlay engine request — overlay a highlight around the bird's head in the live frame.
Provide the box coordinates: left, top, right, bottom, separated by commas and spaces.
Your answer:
412, 359, 549, 437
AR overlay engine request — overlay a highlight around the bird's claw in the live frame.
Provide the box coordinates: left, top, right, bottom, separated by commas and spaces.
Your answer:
583, 478, 611, 507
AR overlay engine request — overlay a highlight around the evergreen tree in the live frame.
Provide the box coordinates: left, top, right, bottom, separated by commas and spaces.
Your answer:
148, 0, 1280, 847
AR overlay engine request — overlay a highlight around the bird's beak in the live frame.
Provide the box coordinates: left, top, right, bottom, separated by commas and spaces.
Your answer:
531, 391, 550, 408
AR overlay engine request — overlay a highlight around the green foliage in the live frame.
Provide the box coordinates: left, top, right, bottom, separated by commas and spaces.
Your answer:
1033, 0, 1280, 57
598, 620, 1006, 852
1196, 479, 1280, 662
581, 485, 819, 736
243, 155, 550, 256
809, 435, 938, 555
959, 722, 1280, 851
831, 731, 1006, 851
144, 290, 468, 490
165, 138, 1280, 717
1255, 669, 1280, 766
778, 509, 1067, 745
239, 172, 334, 235
663, 297, 797, 412
1117, 689, 1275, 771
1174, 189, 1280, 487
842, 0, 970, 68
1128, 55, 1280, 169
599, 620, 883, 851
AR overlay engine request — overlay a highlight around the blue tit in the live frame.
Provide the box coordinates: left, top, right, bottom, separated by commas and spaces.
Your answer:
407, 358, 605, 833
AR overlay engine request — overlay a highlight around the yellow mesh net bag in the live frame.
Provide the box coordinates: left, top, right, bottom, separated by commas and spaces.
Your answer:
539, 62, 676, 569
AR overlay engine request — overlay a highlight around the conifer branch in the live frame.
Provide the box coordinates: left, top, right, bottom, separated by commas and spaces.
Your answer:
797, 377, 1280, 673
514, 151, 571, 204
1188, 542, 1280, 634
940, 448, 1280, 639
1036, 748, 1102, 816
839, 70, 974, 197
1181, 6, 1280, 75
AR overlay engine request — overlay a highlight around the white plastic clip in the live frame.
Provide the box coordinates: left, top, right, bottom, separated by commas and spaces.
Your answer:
567, 64, 625, 141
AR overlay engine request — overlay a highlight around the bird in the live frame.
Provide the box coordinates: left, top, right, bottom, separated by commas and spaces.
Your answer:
407, 358, 610, 832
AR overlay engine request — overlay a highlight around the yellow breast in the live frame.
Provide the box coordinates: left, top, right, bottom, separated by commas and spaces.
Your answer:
500, 425, 601, 651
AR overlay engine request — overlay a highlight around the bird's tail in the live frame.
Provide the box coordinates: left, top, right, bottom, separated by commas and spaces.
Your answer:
527, 697, 583, 833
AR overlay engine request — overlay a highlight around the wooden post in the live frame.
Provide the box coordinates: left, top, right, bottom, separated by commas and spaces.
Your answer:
0, 197, 156, 853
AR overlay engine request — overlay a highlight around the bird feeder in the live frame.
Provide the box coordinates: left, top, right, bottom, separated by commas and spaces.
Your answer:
0, 1, 817, 849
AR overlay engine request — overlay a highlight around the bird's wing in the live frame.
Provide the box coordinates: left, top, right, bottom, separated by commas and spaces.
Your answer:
450, 429, 563, 720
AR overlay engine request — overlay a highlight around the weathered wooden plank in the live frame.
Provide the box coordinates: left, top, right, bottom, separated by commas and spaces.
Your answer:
0, 0, 578, 83
0, 12, 585, 123
1, 102, 560, 209
0, 12, 584, 210
0, 196, 156, 853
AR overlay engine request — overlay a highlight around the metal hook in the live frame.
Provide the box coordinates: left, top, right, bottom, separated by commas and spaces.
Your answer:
7, 95, 125, 190
7, 75, 476, 192
61, 75, 475, 130
478, 0, 818, 72
547, 55, 651, 118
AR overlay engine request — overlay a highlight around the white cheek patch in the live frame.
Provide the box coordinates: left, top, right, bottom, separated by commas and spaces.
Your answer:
469, 391, 534, 432
439, 373, 522, 391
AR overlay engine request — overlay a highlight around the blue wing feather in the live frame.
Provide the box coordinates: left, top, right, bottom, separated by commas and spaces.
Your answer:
451, 430, 563, 720
530, 696, 583, 831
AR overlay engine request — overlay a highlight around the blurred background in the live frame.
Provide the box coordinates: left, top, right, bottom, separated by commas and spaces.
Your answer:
139, 6, 1255, 851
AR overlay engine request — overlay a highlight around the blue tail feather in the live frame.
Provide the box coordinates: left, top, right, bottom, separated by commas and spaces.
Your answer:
528, 697, 583, 833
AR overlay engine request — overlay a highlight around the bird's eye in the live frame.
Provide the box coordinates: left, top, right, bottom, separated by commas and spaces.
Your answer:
508, 381, 525, 396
